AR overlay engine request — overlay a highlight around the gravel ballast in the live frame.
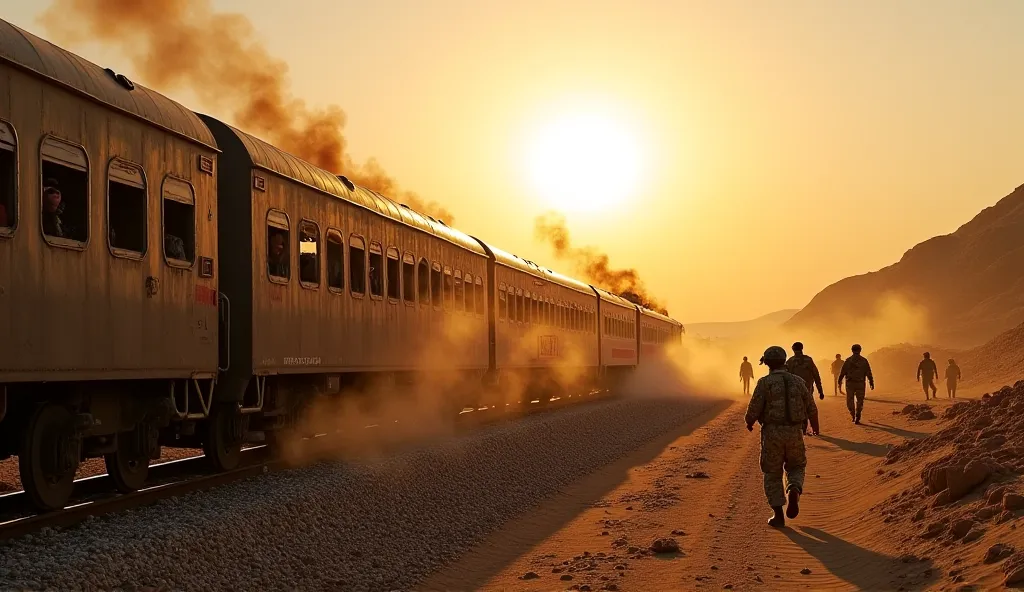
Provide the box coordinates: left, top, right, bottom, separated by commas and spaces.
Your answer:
0, 396, 717, 591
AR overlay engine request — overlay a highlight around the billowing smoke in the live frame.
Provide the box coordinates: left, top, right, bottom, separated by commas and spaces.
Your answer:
534, 212, 668, 315
38, 0, 455, 224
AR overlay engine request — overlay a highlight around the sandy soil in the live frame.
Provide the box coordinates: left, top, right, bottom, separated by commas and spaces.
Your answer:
424, 391, 1020, 591
0, 448, 203, 494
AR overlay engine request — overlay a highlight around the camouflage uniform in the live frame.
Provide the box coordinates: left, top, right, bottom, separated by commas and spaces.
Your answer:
838, 353, 874, 421
785, 353, 824, 397
744, 369, 818, 508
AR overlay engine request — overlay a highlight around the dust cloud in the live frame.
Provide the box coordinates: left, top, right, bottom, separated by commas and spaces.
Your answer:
534, 212, 668, 315
39, 0, 455, 224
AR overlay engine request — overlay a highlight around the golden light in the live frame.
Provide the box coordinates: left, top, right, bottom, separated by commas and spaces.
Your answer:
525, 111, 644, 213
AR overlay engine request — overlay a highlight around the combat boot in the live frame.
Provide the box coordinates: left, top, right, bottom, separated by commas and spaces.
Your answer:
768, 506, 785, 528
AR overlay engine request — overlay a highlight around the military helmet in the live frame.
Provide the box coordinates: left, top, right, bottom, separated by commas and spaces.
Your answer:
762, 346, 787, 362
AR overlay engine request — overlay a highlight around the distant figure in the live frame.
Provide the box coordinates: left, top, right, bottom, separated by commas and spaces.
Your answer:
785, 342, 824, 401
945, 358, 962, 399
739, 356, 755, 395
917, 352, 938, 400
745, 346, 820, 529
267, 232, 289, 278
838, 344, 874, 425
42, 178, 65, 238
830, 354, 845, 396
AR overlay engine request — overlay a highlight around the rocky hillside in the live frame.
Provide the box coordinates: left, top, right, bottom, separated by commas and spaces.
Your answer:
685, 309, 799, 340
786, 184, 1024, 349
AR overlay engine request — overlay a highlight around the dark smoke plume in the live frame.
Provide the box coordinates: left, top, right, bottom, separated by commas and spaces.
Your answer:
38, 0, 455, 224
534, 212, 668, 315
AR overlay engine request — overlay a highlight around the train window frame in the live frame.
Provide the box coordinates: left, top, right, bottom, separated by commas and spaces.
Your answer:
386, 247, 401, 303
349, 234, 367, 297
402, 253, 416, 306
443, 266, 454, 311
160, 175, 196, 269
463, 272, 473, 313
40, 135, 90, 250
498, 282, 507, 321
475, 276, 485, 315
523, 290, 531, 324
430, 261, 442, 310
326, 228, 345, 293
0, 120, 18, 237
516, 288, 524, 324
105, 157, 148, 260
266, 209, 291, 283
368, 241, 384, 300
297, 219, 321, 289
417, 257, 431, 306
454, 269, 465, 312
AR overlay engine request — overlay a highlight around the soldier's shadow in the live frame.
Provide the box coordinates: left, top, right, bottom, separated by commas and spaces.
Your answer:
782, 526, 938, 590
816, 435, 890, 458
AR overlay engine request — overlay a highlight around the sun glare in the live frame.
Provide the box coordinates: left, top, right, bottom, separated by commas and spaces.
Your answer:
525, 111, 644, 213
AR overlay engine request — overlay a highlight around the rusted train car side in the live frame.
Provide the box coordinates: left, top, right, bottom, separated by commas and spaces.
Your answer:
638, 306, 684, 361
472, 241, 599, 402
200, 117, 489, 456
593, 288, 639, 385
0, 20, 220, 509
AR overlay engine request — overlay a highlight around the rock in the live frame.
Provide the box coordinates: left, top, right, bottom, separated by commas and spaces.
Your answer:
976, 506, 1000, 521
932, 490, 952, 507
951, 519, 976, 539
916, 410, 936, 420
800, 568, 812, 575
998, 510, 1016, 524
1006, 562, 1024, 586
1003, 493, 1024, 511
983, 435, 1007, 451
561, 574, 573, 581
921, 521, 947, 539
521, 572, 540, 580
946, 461, 991, 501
983, 543, 1014, 564
604, 585, 618, 591
987, 487, 1006, 505
671, 530, 687, 536
650, 538, 680, 554
913, 508, 926, 522
685, 471, 710, 479
901, 404, 917, 414
723, 585, 733, 590
963, 528, 985, 543
926, 466, 949, 494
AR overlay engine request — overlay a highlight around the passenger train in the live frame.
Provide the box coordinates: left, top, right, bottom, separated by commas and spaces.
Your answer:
0, 19, 684, 511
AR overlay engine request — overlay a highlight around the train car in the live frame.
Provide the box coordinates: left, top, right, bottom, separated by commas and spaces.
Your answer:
197, 117, 490, 464
594, 288, 639, 385
0, 20, 221, 509
637, 306, 684, 363
473, 242, 599, 402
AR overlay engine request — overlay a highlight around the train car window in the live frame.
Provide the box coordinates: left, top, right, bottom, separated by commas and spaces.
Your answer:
532, 295, 539, 325
349, 235, 366, 296
326, 230, 344, 291
368, 241, 383, 298
443, 267, 453, 310
464, 273, 473, 312
402, 253, 416, 305
386, 247, 400, 302
523, 290, 532, 324
454, 270, 465, 312
0, 121, 17, 234
430, 262, 442, 308
514, 289, 522, 323
161, 177, 195, 266
106, 158, 147, 257
417, 258, 430, 305
266, 210, 290, 282
298, 221, 320, 287
475, 277, 485, 315
41, 136, 89, 245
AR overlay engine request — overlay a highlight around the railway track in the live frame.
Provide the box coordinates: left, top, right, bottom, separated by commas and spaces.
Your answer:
0, 390, 612, 543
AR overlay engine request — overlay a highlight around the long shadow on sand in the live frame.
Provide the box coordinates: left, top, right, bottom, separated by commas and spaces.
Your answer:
420, 397, 732, 591
783, 526, 938, 590
817, 435, 890, 458
861, 422, 930, 440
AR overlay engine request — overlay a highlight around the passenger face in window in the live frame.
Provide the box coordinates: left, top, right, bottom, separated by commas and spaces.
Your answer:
42, 179, 65, 238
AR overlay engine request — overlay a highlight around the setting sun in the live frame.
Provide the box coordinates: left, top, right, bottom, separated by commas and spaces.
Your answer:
525, 111, 644, 213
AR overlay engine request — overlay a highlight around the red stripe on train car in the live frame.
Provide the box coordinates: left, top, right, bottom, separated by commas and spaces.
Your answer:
611, 348, 635, 359
194, 285, 218, 307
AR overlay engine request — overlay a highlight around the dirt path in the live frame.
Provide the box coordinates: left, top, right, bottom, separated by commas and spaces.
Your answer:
424, 393, 956, 591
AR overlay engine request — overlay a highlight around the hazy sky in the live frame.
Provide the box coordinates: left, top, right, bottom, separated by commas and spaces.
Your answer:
5, 0, 1023, 322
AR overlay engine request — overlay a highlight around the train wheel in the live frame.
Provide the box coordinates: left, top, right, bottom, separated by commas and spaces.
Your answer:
204, 403, 244, 472
104, 429, 150, 493
19, 403, 80, 512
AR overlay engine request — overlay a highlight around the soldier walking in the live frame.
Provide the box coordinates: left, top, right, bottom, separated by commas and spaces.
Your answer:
739, 356, 755, 395
745, 346, 820, 528
785, 342, 825, 400
945, 358, 962, 399
837, 344, 874, 424
917, 352, 938, 400
830, 354, 844, 396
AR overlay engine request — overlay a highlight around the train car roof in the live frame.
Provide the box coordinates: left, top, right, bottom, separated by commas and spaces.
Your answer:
639, 306, 683, 327
213, 119, 486, 256
0, 19, 217, 150
593, 286, 640, 310
477, 240, 594, 296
